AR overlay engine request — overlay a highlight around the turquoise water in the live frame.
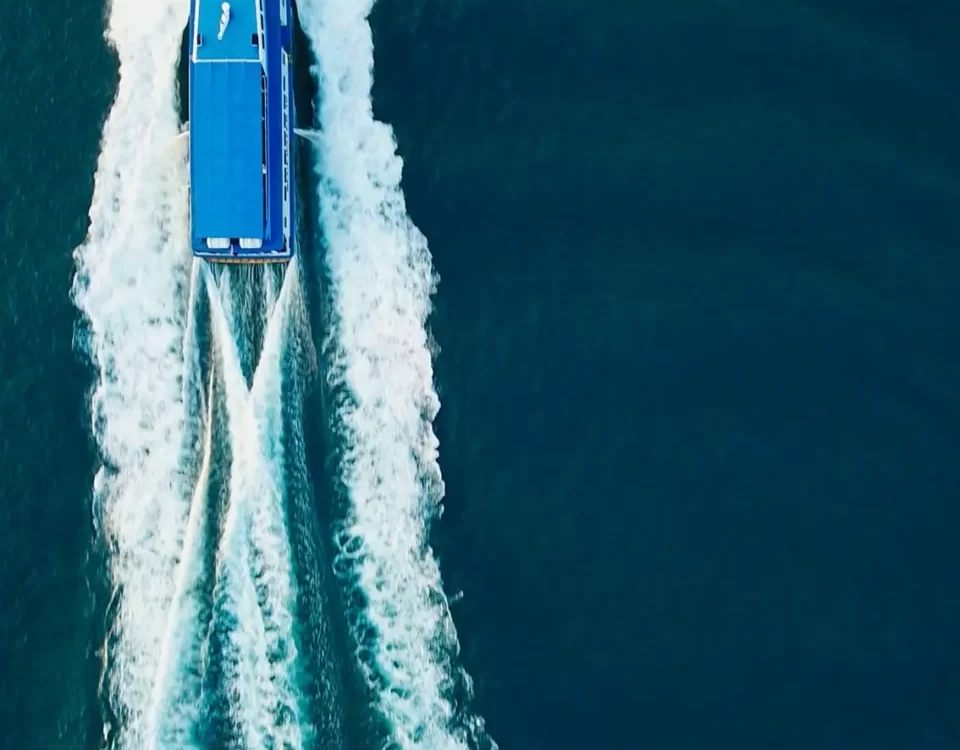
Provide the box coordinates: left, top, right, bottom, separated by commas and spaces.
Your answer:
1, 1, 958, 749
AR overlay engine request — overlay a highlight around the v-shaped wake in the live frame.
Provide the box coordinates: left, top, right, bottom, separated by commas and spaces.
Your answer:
73, 1, 496, 749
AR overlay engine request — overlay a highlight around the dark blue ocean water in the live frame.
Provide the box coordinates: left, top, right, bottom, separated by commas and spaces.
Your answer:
1, 1, 959, 749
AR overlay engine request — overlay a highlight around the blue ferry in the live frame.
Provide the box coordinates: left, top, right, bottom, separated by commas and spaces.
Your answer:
186, 0, 296, 263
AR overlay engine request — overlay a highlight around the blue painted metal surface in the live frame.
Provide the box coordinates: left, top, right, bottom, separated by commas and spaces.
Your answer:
195, 0, 259, 61
190, 61, 264, 239
188, 0, 296, 263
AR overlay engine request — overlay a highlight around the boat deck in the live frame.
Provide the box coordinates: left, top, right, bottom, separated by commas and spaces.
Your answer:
193, 0, 260, 62
190, 60, 265, 239
188, 0, 294, 261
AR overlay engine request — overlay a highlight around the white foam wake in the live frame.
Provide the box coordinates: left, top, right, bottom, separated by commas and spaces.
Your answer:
296, 2, 494, 747
146, 316, 211, 749
71, 2, 195, 749
204, 265, 307, 750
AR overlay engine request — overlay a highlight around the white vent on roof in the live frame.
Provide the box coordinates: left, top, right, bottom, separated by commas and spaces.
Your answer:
239, 238, 263, 249
217, 2, 231, 40
206, 238, 230, 249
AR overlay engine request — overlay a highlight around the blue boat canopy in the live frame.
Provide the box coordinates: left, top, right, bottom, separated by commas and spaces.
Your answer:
188, 0, 295, 262
190, 60, 265, 240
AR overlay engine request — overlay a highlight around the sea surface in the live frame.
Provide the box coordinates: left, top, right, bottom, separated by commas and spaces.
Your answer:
1, 1, 958, 749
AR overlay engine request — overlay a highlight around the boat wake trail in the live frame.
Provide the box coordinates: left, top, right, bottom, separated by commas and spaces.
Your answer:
72, 2, 196, 749
73, 1, 307, 745
297, 1, 496, 747
75, 0, 494, 748
203, 263, 309, 750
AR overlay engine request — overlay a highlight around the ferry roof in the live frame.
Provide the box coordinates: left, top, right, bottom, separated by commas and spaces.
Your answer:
190, 60, 265, 239
194, 0, 260, 62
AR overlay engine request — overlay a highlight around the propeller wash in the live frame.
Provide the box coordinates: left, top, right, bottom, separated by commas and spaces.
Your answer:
72, 1, 496, 749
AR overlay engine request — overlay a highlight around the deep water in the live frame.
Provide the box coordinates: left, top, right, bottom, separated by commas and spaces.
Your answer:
1, 1, 958, 749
